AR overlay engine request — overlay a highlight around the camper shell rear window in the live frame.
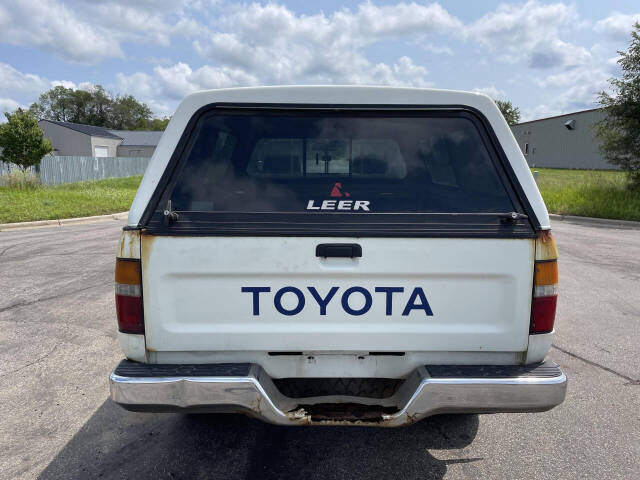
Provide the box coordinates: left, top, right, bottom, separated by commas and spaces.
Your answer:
143, 107, 536, 237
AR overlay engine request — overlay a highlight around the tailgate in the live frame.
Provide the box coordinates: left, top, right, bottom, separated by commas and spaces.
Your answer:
142, 235, 534, 352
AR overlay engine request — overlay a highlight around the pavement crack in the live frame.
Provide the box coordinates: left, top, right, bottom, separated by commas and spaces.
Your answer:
0, 244, 16, 257
552, 344, 640, 385
0, 281, 112, 314
0, 342, 60, 378
1, 252, 109, 264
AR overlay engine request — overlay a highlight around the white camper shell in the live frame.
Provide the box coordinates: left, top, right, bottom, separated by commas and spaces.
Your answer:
110, 86, 566, 426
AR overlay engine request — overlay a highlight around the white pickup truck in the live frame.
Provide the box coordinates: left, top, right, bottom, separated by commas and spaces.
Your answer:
110, 86, 566, 426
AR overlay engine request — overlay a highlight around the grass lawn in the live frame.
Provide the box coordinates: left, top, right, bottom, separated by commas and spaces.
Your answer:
0, 176, 142, 224
1, 169, 639, 224
533, 168, 640, 222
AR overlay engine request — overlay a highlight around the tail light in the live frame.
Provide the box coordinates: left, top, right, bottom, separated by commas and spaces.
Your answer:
115, 258, 144, 334
531, 231, 558, 334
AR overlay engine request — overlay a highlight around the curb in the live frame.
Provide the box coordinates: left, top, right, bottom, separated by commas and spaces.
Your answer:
549, 213, 640, 229
0, 211, 129, 231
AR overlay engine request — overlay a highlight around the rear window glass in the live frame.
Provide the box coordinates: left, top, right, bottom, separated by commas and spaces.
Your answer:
168, 111, 516, 214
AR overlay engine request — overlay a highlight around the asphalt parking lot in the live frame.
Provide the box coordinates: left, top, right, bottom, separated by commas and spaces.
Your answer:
1, 218, 638, 480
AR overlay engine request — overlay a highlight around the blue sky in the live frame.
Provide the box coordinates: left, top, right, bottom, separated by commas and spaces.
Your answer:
1, 0, 639, 121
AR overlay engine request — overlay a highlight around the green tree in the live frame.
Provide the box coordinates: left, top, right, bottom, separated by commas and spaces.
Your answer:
29, 86, 160, 130
495, 99, 521, 126
0, 109, 53, 171
29, 85, 76, 122
86, 85, 112, 127
109, 94, 153, 130
141, 117, 171, 131
29, 85, 94, 124
595, 22, 640, 187
68, 88, 93, 124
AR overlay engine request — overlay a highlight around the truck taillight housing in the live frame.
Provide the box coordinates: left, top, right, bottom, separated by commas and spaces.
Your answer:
531, 231, 558, 334
115, 258, 144, 334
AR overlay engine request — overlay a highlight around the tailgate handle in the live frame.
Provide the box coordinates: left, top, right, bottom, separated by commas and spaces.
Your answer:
316, 243, 362, 258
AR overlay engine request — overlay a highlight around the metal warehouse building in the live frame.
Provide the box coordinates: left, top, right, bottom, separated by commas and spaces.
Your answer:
510, 108, 616, 170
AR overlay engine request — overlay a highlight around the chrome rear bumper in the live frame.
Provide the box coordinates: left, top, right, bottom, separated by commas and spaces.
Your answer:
110, 361, 566, 426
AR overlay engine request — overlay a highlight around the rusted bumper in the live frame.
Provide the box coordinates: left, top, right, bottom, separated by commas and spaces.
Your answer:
109, 361, 567, 426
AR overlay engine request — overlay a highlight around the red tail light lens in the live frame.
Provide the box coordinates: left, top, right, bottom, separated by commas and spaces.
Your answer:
531, 295, 557, 334
115, 294, 144, 333
115, 258, 144, 334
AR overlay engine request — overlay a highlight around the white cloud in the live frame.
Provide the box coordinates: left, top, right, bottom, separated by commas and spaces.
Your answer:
420, 43, 454, 55
0, 98, 22, 116
529, 39, 591, 70
390, 56, 433, 87
114, 72, 173, 116
193, 2, 456, 86
523, 66, 610, 121
117, 62, 259, 100
473, 86, 506, 99
469, 1, 573, 49
351, 56, 433, 87
114, 54, 433, 118
115, 72, 156, 100
49, 80, 77, 90
90, 4, 173, 46
114, 62, 260, 116
536, 65, 607, 90
462, 1, 628, 121
0, 63, 49, 94
0, 63, 88, 117
595, 12, 640, 41
111, 1, 455, 112
0, 63, 98, 99
0, 0, 205, 63
468, 1, 590, 69
0, 0, 122, 63
86, 2, 205, 47
353, 2, 463, 37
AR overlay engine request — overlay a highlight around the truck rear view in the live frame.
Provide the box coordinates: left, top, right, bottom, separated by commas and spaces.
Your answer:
110, 86, 566, 425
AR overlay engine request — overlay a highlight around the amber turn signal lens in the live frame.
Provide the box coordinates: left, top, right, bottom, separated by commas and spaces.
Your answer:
115, 258, 141, 285
535, 260, 558, 286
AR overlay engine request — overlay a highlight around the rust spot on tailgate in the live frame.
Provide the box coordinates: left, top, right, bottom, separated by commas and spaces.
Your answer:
118, 229, 141, 259
140, 233, 156, 273
535, 230, 558, 261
